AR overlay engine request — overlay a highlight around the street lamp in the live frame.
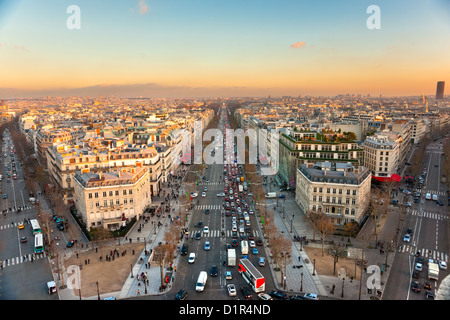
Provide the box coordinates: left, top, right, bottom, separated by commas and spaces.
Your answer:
341, 277, 345, 298
96, 281, 100, 300
312, 258, 316, 276
300, 272, 304, 292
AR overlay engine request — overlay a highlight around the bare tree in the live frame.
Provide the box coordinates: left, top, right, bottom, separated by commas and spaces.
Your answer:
269, 232, 292, 287
329, 245, 348, 275
312, 212, 336, 256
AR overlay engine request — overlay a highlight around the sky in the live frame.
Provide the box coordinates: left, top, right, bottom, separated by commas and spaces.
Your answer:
0, 0, 449, 98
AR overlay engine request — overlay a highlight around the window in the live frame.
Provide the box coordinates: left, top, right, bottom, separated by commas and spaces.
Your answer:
104, 200, 108, 207
352, 198, 356, 205
130, 198, 133, 204
116, 199, 120, 205
353, 190, 357, 196
95, 202, 99, 207
103, 192, 107, 197
110, 199, 114, 206
109, 191, 113, 197
129, 189, 133, 195
94, 192, 98, 198
351, 209, 355, 216
115, 190, 119, 196
313, 187, 317, 193
123, 190, 127, 195
88, 193, 92, 199
347, 190, 350, 195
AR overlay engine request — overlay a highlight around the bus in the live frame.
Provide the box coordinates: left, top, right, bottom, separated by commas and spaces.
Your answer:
30, 219, 41, 235
238, 258, 265, 293
34, 233, 44, 254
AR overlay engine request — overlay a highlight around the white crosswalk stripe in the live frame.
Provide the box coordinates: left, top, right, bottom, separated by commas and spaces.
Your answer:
398, 245, 448, 262
1, 252, 47, 268
199, 182, 223, 186
195, 204, 222, 210
410, 210, 448, 221
188, 229, 259, 238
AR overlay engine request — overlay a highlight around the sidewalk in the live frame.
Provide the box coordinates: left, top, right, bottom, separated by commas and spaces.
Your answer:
260, 176, 396, 300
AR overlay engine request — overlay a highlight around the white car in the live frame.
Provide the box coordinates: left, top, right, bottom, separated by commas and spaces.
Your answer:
249, 240, 256, 247
258, 293, 273, 300
191, 193, 198, 198
304, 293, 319, 300
188, 253, 196, 264
227, 284, 237, 296
217, 193, 225, 197
203, 226, 209, 234
202, 192, 206, 197
415, 262, 423, 271
403, 234, 411, 243
439, 260, 447, 270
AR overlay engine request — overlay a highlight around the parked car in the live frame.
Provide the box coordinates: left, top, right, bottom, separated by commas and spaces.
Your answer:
258, 293, 273, 300
269, 290, 288, 300
241, 287, 253, 300
304, 293, 319, 300
175, 289, 187, 300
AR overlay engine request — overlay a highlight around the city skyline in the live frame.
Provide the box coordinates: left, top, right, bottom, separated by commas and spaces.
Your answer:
0, 0, 449, 98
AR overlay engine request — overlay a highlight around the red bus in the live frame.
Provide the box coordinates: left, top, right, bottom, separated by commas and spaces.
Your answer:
238, 258, 265, 293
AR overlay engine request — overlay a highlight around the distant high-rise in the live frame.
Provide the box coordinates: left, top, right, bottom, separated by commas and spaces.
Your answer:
436, 81, 445, 99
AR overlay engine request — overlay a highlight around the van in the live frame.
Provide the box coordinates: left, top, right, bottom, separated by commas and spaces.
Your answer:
47, 281, 57, 294
425, 193, 431, 200
195, 271, 207, 292
241, 240, 249, 255
432, 194, 438, 201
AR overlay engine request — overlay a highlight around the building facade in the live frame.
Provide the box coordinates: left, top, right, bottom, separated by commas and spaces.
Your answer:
73, 166, 151, 231
295, 162, 371, 226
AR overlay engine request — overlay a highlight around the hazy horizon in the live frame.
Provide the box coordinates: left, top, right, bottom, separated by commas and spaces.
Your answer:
1, 0, 449, 98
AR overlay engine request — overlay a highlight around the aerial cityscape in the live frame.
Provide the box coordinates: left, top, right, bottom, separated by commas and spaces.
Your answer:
0, 0, 449, 309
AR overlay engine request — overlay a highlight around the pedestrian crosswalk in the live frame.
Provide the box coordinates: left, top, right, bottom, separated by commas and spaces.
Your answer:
0, 221, 28, 230
398, 245, 448, 262
1, 205, 33, 214
421, 190, 447, 196
1, 252, 47, 268
409, 210, 448, 221
188, 229, 260, 238
195, 204, 223, 210
198, 182, 223, 186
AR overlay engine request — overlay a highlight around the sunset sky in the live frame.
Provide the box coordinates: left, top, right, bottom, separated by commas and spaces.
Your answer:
0, 0, 449, 98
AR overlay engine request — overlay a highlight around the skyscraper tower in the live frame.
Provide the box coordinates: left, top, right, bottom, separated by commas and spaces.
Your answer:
436, 81, 445, 99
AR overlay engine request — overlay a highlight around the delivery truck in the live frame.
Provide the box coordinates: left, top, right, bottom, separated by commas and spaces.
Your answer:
228, 249, 236, 267
266, 192, 276, 198
428, 262, 439, 281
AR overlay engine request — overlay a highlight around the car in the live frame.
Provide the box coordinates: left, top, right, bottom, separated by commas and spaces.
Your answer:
188, 253, 196, 264
269, 290, 288, 300
403, 234, 411, 243
195, 232, 201, 240
425, 291, 435, 299
217, 193, 225, 197
210, 265, 218, 277
290, 294, 307, 300
415, 262, 423, 271
227, 284, 237, 296
258, 293, 273, 300
204, 241, 210, 251
2, 194, 7, 199
231, 239, 238, 247
278, 194, 285, 199
259, 257, 266, 267
66, 240, 75, 248
304, 293, 319, 300
249, 240, 256, 247
412, 271, 419, 279
252, 248, 259, 255
225, 271, 232, 280
191, 192, 198, 198
202, 192, 206, 197
417, 256, 424, 264
20, 236, 27, 243
406, 202, 412, 207
437, 200, 444, 206
205, 209, 210, 214
241, 287, 253, 300
439, 260, 447, 270
407, 228, 413, 234
424, 282, 432, 290
203, 226, 209, 234
256, 239, 263, 246
180, 244, 188, 255
175, 289, 188, 300
203, 187, 208, 192
411, 281, 420, 293
18, 222, 24, 229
